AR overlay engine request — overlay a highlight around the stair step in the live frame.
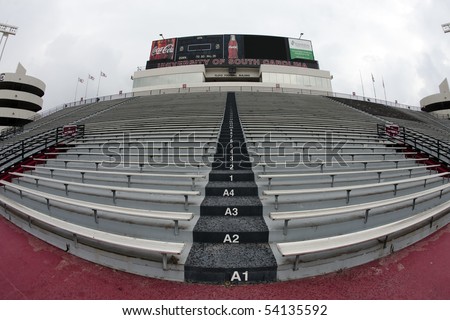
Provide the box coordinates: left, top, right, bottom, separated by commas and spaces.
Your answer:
209, 170, 255, 182
213, 154, 250, 162
215, 145, 249, 154
201, 196, 262, 216
205, 181, 259, 196
184, 243, 277, 283
194, 215, 267, 232
219, 134, 244, 139
212, 161, 252, 170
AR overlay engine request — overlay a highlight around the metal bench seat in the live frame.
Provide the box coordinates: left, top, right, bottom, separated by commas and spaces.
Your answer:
277, 199, 450, 270
1, 180, 193, 235
0, 193, 185, 270
255, 157, 430, 173
259, 164, 440, 189
11, 172, 201, 209
270, 182, 450, 234
33, 157, 208, 172
263, 172, 449, 209
22, 165, 206, 189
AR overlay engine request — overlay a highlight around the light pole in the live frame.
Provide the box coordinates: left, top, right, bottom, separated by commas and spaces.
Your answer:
0, 23, 18, 64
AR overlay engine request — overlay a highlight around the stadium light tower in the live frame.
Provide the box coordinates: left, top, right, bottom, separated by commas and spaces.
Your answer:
442, 22, 450, 33
0, 23, 18, 64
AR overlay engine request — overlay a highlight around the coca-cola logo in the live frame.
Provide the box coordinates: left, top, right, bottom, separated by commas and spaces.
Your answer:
152, 43, 174, 56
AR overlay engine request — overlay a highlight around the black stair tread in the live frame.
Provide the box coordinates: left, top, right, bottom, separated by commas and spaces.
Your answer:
201, 196, 262, 207
209, 169, 255, 181
211, 162, 253, 170
209, 169, 254, 175
211, 159, 251, 163
206, 181, 258, 188
185, 243, 277, 268
194, 216, 268, 233
209, 170, 254, 176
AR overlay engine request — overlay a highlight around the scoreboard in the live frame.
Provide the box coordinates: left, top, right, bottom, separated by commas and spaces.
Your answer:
176, 35, 228, 61
146, 34, 319, 69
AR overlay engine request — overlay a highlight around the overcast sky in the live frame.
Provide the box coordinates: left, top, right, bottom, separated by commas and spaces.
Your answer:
1, 0, 449, 111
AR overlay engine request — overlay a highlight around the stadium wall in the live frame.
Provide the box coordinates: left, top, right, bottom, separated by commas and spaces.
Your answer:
132, 64, 333, 94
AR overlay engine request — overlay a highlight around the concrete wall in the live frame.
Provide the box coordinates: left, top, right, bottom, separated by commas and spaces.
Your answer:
132, 64, 333, 94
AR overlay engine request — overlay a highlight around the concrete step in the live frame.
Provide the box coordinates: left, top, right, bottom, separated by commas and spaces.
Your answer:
184, 243, 277, 284
211, 160, 252, 170
213, 154, 250, 162
193, 216, 269, 243
200, 196, 262, 216
215, 145, 250, 156
209, 170, 255, 182
205, 181, 259, 197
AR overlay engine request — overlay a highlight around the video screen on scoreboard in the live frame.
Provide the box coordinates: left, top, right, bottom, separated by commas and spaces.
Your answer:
243, 35, 288, 60
176, 35, 225, 60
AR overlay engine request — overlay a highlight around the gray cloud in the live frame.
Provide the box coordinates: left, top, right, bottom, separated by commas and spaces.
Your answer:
1, 0, 449, 111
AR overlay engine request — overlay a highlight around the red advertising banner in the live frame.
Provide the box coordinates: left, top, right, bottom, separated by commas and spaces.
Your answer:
150, 38, 176, 61
63, 125, 78, 136
385, 124, 400, 137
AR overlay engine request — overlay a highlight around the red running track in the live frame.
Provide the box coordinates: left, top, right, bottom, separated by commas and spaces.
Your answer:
0, 217, 449, 300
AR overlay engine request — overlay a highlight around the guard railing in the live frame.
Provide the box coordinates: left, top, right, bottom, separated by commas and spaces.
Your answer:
0, 125, 85, 174
377, 123, 450, 166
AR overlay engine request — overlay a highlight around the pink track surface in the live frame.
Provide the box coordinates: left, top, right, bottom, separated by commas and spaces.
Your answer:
1, 217, 449, 300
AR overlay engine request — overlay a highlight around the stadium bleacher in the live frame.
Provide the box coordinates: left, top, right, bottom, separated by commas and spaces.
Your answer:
0, 91, 449, 283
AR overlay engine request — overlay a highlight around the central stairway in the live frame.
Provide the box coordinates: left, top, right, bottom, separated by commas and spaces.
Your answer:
184, 93, 277, 283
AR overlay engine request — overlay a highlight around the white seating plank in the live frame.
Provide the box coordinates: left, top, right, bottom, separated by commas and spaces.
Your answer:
277, 199, 450, 270
2, 180, 193, 234
0, 193, 184, 270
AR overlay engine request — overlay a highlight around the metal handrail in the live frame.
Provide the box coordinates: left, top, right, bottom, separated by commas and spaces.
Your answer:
0, 125, 85, 174
377, 123, 450, 166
